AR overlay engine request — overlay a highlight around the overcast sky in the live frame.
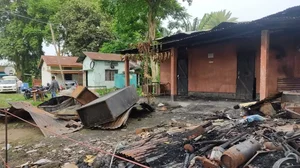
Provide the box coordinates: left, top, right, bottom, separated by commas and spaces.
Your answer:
179, 0, 300, 21
43, 0, 300, 55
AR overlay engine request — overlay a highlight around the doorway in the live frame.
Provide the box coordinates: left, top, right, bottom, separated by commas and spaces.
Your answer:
86, 71, 88, 87
177, 48, 188, 96
236, 51, 256, 100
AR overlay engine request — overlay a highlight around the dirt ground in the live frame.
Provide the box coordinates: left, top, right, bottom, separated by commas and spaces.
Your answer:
0, 97, 239, 167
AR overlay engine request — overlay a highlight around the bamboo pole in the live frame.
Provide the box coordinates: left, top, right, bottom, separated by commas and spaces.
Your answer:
49, 23, 65, 88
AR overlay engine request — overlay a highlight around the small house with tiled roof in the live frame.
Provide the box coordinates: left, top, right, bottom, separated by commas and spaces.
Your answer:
77, 52, 125, 89
39, 56, 83, 87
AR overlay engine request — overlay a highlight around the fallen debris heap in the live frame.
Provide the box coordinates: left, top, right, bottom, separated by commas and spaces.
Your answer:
4, 89, 300, 167
4, 102, 82, 137
0, 86, 152, 138
92, 92, 300, 168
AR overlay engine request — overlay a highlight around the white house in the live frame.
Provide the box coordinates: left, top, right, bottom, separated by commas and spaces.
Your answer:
38, 56, 83, 86
78, 52, 125, 89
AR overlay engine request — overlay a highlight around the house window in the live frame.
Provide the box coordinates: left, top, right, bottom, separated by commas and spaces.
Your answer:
64, 74, 72, 80
105, 70, 118, 81
64, 67, 72, 80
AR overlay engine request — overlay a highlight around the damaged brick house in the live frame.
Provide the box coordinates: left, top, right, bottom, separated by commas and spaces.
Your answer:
121, 6, 300, 100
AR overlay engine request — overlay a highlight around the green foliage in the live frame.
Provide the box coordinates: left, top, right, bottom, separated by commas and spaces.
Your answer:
53, 0, 112, 56
96, 87, 143, 97
0, 0, 48, 80
100, 0, 148, 52
0, 0, 112, 80
136, 87, 142, 97
167, 9, 238, 33
100, 0, 188, 52
0, 93, 50, 108
202, 10, 238, 30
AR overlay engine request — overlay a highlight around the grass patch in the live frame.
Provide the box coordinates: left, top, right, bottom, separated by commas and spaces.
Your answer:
96, 87, 143, 97
96, 88, 117, 96
137, 87, 142, 96
0, 93, 50, 108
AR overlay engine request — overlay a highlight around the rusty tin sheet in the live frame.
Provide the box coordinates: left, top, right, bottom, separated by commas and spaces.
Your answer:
71, 86, 98, 105
9, 102, 81, 137
97, 106, 134, 130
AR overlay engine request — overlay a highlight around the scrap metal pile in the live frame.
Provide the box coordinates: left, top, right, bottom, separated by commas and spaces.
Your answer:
97, 91, 300, 168
0, 86, 150, 137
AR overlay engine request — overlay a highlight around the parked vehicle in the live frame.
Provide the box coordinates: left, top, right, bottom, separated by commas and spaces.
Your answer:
0, 80, 18, 93
23, 85, 49, 99
2, 76, 19, 81
64, 80, 78, 89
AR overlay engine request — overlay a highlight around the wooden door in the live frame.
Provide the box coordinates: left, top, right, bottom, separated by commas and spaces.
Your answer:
236, 51, 256, 100
177, 48, 188, 96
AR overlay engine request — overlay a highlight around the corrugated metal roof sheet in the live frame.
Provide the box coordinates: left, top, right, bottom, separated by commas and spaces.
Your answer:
9, 102, 82, 137
39, 56, 82, 68
119, 6, 300, 54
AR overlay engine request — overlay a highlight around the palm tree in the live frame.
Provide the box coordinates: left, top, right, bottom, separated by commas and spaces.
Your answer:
166, 9, 238, 33
201, 10, 238, 30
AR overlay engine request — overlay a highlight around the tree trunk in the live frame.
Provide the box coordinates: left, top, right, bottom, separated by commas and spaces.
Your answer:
150, 59, 157, 82
147, 0, 159, 83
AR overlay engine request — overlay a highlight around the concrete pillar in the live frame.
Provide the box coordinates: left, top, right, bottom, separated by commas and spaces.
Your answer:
260, 30, 270, 100
170, 47, 178, 101
125, 56, 130, 87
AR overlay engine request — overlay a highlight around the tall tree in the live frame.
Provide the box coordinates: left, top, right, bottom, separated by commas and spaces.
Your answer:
167, 9, 238, 33
202, 10, 237, 30
135, 0, 189, 82
101, 0, 189, 82
100, 0, 148, 53
53, 0, 112, 56
0, 0, 52, 79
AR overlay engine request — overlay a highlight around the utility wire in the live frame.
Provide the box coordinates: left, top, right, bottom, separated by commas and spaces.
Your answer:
1, 110, 150, 168
0, 9, 58, 25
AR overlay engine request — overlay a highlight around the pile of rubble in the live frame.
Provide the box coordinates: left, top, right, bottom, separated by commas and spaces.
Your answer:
0, 86, 153, 137
3, 89, 300, 168
90, 91, 300, 168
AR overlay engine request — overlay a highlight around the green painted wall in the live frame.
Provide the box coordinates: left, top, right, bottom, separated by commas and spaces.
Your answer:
83, 56, 125, 88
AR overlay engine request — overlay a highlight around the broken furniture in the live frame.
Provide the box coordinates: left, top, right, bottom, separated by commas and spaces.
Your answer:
31, 90, 47, 102
77, 86, 139, 127
71, 86, 98, 105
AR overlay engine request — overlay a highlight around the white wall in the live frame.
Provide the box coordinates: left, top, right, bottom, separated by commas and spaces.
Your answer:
42, 63, 82, 87
82, 57, 125, 89
41, 62, 52, 86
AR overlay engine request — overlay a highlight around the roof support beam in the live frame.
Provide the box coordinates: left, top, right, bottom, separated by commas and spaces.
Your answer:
125, 56, 130, 87
170, 47, 178, 101
260, 30, 270, 100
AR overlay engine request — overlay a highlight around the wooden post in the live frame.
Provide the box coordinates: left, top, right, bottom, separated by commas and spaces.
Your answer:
260, 30, 270, 100
170, 48, 177, 101
125, 56, 130, 87
32, 91, 37, 102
